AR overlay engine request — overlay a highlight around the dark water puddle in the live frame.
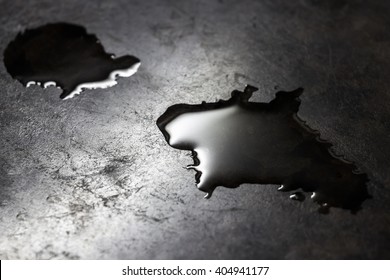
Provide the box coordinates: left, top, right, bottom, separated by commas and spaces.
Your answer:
157, 85, 370, 213
3, 22, 140, 99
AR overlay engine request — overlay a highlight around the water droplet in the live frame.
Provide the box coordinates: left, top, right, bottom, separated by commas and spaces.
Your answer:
46, 194, 61, 203
3, 22, 141, 99
16, 211, 28, 221
157, 85, 370, 213
290, 192, 305, 201
318, 203, 330, 214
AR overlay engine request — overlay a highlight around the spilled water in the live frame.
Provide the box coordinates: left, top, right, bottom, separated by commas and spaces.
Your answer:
157, 86, 370, 213
3, 22, 140, 99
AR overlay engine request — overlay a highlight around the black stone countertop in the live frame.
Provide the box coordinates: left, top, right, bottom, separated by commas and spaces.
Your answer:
0, 0, 389, 259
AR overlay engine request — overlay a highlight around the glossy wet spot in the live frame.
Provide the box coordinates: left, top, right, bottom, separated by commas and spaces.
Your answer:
3, 22, 140, 99
157, 86, 370, 213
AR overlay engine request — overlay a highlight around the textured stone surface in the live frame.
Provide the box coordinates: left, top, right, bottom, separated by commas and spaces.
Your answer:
0, 0, 389, 259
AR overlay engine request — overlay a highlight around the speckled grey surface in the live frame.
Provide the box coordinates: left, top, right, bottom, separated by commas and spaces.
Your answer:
0, 0, 390, 259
